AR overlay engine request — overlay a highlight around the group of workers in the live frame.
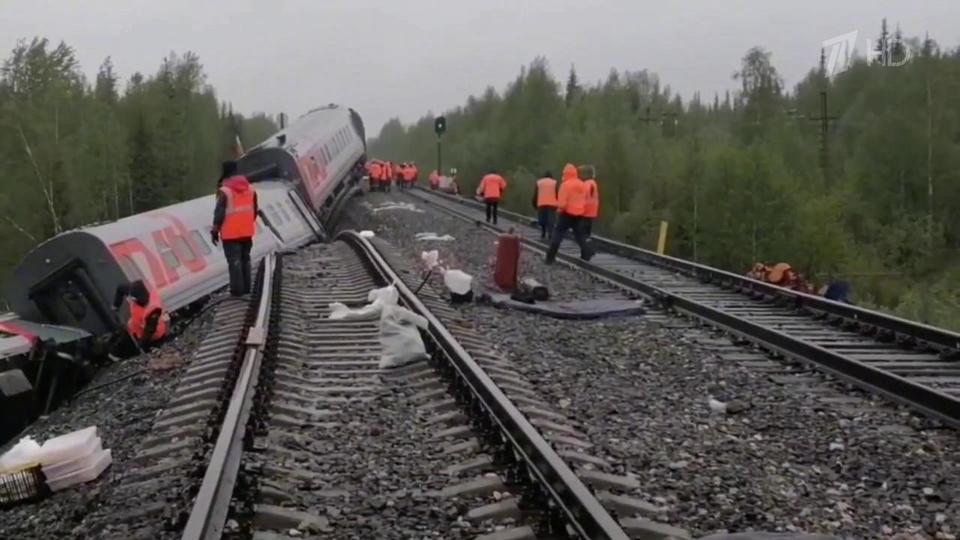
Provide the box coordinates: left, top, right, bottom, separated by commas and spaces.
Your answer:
475, 163, 599, 263
109, 153, 862, 358
366, 160, 418, 191
747, 262, 852, 303
112, 159, 266, 352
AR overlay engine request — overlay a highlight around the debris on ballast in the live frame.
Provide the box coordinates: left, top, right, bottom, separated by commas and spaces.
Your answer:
415, 232, 455, 242
0, 426, 112, 507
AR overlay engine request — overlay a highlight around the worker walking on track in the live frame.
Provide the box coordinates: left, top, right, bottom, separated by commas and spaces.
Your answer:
212, 160, 260, 297
112, 279, 169, 351
581, 165, 599, 238
545, 164, 593, 263
531, 171, 558, 240
477, 170, 507, 224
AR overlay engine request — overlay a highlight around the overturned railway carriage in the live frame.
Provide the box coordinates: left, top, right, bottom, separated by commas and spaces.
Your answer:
0, 105, 366, 443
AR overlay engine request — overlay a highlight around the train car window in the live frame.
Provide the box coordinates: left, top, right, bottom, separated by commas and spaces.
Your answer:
278, 205, 293, 222
118, 255, 145, 282
190, 230, 213, 255
172, 236, 197, 263
160, 249, 180, 269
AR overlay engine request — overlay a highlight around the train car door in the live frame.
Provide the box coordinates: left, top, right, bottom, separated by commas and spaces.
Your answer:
27, 259, 117, 336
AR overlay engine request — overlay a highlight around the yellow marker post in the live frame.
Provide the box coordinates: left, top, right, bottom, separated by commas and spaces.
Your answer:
656, 221, 669, 255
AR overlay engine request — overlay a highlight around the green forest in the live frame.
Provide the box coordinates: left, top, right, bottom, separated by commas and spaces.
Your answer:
370, 23, 960, 330
0, 38, 278, 296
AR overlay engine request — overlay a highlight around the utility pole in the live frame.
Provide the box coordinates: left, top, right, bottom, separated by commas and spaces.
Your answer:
793, 91, 838, 183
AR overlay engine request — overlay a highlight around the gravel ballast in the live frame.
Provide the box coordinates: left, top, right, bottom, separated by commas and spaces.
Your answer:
342, 191, 960, 539
0, 303, 218, 539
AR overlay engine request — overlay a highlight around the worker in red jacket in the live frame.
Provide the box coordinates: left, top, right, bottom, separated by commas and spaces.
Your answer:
545, 164, 592, 263
476, 170, 507, 224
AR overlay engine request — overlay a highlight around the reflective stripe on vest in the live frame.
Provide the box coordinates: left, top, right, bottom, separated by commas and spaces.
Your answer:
220, 186, 256, 240
535, 177, 558, 207
127, 290, 168, 342
583, 179, 599, 218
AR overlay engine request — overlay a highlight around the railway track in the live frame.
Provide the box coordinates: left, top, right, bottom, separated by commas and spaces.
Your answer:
405, 187, 960, 429
155, 232, 664, 539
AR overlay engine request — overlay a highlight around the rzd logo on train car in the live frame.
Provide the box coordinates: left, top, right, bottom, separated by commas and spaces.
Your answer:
108, 213, 209, 290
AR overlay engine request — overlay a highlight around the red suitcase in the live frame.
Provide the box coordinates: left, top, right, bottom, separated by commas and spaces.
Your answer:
494, 233, 520, 291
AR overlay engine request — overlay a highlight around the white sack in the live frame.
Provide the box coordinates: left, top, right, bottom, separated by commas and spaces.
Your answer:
443, 269, 473, 295
421, 250, 440, 270
359, 230, 376, 238
378, 304, 429, 369
0, 436, 42, 471
328, 285, 399, 320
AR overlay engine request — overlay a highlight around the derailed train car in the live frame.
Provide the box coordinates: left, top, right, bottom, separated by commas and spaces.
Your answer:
0, 105, 366, 442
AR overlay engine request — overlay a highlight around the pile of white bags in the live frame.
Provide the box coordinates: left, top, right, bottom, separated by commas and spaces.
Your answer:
327, 285, 429, 369
0, 426, 112, 492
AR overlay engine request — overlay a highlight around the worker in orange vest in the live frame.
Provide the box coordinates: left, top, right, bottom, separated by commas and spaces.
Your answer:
369, 161, 382, 192
545, 164, 592, 263
393, 162, 403, 190
410, 162, 419, 186
581, 165, 599, 238
429, 170, 440, 190
212, 160, 260, 296
476, 170, 507, 224
112, 280, 169, 350
531, 171, 558, 240
402, 162, 416, 189
379, 161, 389, 192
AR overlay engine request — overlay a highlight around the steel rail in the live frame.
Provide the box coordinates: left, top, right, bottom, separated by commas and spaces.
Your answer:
181, 253, 277, 540
337, 231, 629, 540
413, 186, 960, 354
406, 190, 960, 428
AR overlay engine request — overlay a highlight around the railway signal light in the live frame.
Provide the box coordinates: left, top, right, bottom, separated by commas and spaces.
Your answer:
434, 116, 446, 136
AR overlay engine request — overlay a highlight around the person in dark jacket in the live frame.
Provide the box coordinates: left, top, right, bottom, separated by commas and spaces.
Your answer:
212, 161, 265, 296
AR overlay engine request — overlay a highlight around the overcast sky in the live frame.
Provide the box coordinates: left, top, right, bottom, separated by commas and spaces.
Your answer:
2, 1, 958, 137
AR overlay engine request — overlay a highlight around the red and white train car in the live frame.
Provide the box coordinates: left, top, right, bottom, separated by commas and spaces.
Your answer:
3, 104, 366, 341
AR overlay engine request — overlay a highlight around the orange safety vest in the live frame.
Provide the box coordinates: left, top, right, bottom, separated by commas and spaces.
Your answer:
370, 163, 382, 182
220, 182, 256, 240
128, 290, 168, 342
403, 166, 416, 181
535, 177, 558, 208
479, 174, 506, 200
429, 170, 439, 186
557, 164, 586, 217
583, 178, 599, 218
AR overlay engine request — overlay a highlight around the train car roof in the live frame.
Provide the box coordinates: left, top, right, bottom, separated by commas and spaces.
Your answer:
250, 105, 352, 154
